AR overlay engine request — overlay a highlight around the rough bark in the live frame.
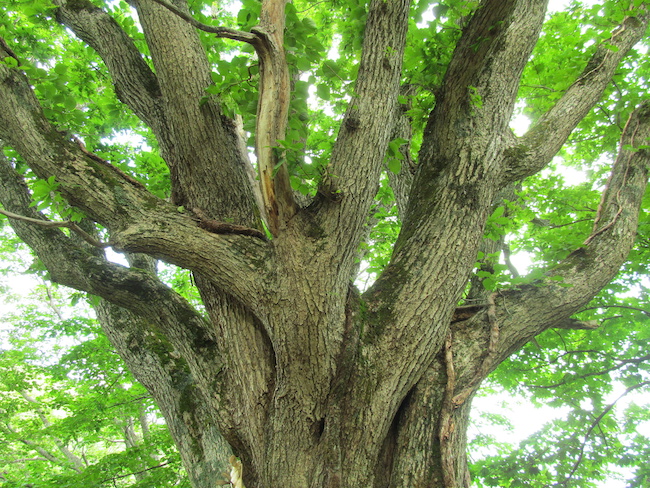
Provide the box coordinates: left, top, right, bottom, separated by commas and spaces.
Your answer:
0, 0, 648, 487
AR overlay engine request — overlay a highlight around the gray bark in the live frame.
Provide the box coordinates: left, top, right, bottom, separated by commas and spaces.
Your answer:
0, 0, 648, 486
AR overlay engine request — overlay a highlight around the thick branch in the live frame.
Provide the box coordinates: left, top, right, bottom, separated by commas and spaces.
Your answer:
53, 0, 165, 131
419, 0, 545, 168
0, 154, 262, 346
359, 0, 547, 410
133, 0, 260, 226
316, 0, 410, 257
94, 301, 232, 488
503, 9, 649, 182
0, 55, 269, 309
132, 0, 294, 233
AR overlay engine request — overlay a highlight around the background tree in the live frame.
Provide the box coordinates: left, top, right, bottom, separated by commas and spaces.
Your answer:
0, 277, 187, 487
0, 0, 649, 487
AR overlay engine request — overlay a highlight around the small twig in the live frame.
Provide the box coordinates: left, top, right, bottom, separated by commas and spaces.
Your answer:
41, 279, 65, 321
297, 0, 329, 13
98, 461, 172, 484
579, 304, 650, 317
548, 218, 594, 229
0, 208, 110, 248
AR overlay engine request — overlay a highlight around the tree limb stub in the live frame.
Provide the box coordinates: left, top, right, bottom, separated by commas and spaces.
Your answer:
253, 0, 297, 235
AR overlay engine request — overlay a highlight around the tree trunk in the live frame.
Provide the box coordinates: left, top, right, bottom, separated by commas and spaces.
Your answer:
0, 0, 649, 486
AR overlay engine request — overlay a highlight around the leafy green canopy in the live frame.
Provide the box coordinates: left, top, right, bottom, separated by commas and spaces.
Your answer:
0, 270, 187, 487
0, 0, 649, 486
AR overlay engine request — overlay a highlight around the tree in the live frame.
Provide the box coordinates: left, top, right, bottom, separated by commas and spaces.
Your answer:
0, 0, 648, 486
0, 278, 188, 487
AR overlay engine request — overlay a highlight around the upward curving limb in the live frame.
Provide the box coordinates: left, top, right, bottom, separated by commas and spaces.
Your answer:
53, 0, 165, 133
503, 8, 649, 183
0, 153, 213, 363
457, 101, 650, 389
55, 0, 260, 225
314, 0, 411, 254
94, 301, 233, 488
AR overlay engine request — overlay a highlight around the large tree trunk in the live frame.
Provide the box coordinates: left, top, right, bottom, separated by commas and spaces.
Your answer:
0, 0, 649, 486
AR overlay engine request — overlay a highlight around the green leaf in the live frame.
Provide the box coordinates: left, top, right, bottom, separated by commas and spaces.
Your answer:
387, 158, 402, 174
316, 83, 330, 100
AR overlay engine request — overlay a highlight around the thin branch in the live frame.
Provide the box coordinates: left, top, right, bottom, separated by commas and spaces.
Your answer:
579, 304, 650, 317
556, 380, 650, 487
98, 461, 172, 484
146, 0, 257, 43
501, 242, 520, 278
42, 279, 65, 321
1, 457, 50, 464
0, 208, 110, 248
297, 0, 329, 13
525, 353, 650, 389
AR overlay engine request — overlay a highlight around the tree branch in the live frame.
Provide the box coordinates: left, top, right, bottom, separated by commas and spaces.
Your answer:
133, 0, 295, 233
503, 8, 649, 182
0, 153, 264, 339
53, 0, 165, 132
146, 0, 257, 43
358, 0, 547, 411
19, 391, 86, 472
316, 0, 410, 257
0, 208, 110, 248
492, 102, 650, 364
129, 0, 261, 227
558, 380, 650, 487
94, 301, 233, 487
0, 54, 269, 309
579, 304, 650, 316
